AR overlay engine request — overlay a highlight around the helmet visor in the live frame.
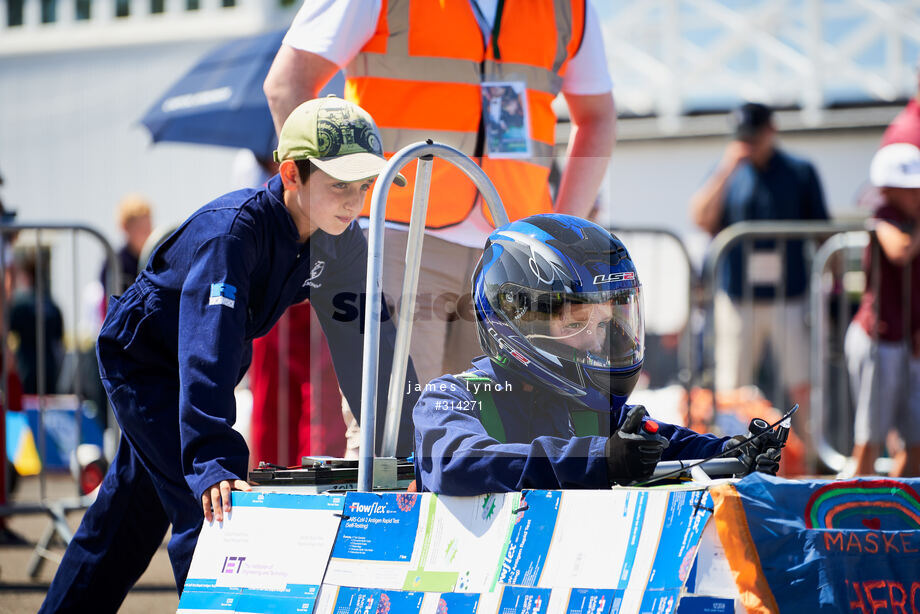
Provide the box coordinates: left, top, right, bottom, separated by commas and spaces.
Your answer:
499, 287, 644, 369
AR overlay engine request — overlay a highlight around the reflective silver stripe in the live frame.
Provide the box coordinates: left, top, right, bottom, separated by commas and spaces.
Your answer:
483, 61, 562, 95
521, 141, 555, 167
352, 0, 565, 168
552, 0, 577, 74
348, 0, 566, 95
348, 53, 481, 85
351, 55, 560, 94
379, 128, 478, 154
385, 0, 410, 55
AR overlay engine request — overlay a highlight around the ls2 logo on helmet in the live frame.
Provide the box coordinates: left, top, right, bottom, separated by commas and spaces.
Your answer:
593, 272, 635, 285
489, 327, 531, 365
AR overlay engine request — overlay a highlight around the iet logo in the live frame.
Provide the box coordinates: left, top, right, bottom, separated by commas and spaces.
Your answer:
221, 555, 246, 574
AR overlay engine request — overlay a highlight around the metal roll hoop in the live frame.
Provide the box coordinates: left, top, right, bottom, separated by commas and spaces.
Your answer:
358, 141, 510, 492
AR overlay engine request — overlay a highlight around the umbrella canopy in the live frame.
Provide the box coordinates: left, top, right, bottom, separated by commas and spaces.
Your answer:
141, 29, 343, 161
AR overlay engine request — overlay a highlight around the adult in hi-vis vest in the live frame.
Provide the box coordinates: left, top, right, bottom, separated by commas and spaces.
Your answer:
266, 0, 616, 454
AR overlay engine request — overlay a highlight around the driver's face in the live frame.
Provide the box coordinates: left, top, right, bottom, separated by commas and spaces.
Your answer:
548, 302, 614, 354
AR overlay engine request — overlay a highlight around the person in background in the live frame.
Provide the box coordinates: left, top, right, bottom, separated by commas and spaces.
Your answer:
413, 214, 782, 495
0, 187, 26, 546
264, 0, 617, 456
230, 149, 279, 190
844, 143, 920, 478
689, 102, 828, 459
859, 54, 920, 474
881, 54, 920, 149
8, 246, 64, 395
100, 194, 153, 299
248, 302, 346, 465
855, 54, 920, 212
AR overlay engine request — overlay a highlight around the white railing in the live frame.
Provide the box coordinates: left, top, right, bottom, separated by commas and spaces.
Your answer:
0, 0, 298, 54
602, 0, 920, 131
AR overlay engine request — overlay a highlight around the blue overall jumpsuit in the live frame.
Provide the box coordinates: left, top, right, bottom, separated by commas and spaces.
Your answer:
413, 357, 727, 495
41, 175, 418, 612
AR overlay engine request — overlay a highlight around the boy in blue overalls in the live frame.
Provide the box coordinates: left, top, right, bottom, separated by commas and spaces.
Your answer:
412, 214, 782, 495
41, 97, 419, 612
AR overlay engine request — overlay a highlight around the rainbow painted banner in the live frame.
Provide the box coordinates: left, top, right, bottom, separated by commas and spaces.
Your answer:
711, 474, 920, 613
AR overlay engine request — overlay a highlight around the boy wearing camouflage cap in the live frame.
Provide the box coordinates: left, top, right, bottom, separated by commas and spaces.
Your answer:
41, 97, 417, 612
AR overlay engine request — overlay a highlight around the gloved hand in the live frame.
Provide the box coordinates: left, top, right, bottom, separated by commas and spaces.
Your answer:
751, 448, 781, 475
605, 405, 670, 486
722, 429, 782, 476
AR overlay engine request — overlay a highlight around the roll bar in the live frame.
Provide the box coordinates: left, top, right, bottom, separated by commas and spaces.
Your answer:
358, 141, 510, 492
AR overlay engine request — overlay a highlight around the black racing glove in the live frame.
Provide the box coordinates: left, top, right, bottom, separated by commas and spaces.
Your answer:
605, 405, 670, 486
751, 448, 781, 475
722, 428, 782, 476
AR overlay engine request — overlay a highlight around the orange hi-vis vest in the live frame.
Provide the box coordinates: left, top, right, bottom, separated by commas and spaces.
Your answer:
347, 0, 586, 228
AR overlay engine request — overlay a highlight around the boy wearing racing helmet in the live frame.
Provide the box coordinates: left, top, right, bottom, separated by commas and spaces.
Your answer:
412, 214, 781, 495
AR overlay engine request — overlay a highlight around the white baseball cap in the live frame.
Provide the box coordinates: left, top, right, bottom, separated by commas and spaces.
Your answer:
870, 143, 920, 188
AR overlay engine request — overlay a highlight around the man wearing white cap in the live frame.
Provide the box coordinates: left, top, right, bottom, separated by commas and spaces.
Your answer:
844, 143, 920, 478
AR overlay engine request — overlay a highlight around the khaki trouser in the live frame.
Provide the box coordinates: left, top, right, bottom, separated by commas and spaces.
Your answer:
714, 291, 810, 392
343, 228, 485, 457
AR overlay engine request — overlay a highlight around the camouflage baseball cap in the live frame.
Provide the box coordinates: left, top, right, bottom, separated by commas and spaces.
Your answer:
274, 95, 406, 187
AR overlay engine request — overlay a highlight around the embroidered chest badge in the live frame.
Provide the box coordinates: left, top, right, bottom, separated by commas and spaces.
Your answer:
303, 260, 325, 289
209, 282, 237, 308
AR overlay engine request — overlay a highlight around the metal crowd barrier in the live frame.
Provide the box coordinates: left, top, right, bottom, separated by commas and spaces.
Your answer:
359, 141, 509, 492
700, 221, 866, 468
809, 226, 915, 475
810, 229, 871, 474
607, 227, 696, 421
0, 221, 119, 577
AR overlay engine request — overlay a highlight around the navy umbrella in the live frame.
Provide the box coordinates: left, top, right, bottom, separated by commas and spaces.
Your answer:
141, 29, 343, 161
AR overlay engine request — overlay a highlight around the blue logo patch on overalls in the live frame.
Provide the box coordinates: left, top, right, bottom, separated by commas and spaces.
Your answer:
209, 282, 237, 308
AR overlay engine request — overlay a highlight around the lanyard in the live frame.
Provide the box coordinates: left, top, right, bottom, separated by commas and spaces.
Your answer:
471, 0, 507, 59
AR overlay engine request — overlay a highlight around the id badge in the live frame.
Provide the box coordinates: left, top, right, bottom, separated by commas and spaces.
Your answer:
747, 250, 782, 285
481, 81, 531, 158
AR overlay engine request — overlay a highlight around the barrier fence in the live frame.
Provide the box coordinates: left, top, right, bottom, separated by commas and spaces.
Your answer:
699, 219, 918, 475
607, 227, 696, 430
810, 227, 916, 476
608, 227, 696, 388
0, 221, 119, 577
810, 230, 872, 474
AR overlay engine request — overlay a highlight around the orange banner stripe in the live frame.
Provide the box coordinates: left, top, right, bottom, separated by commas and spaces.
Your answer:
711, 484, 780, 614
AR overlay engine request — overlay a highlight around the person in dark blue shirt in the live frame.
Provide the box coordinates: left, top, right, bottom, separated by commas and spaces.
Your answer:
9, 247, 64, 394
41, 96, 418, 613
413, 214, 782, 495
689, 102, 828, 445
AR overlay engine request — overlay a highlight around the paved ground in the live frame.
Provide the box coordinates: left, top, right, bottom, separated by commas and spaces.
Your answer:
0, 473, 179, 613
